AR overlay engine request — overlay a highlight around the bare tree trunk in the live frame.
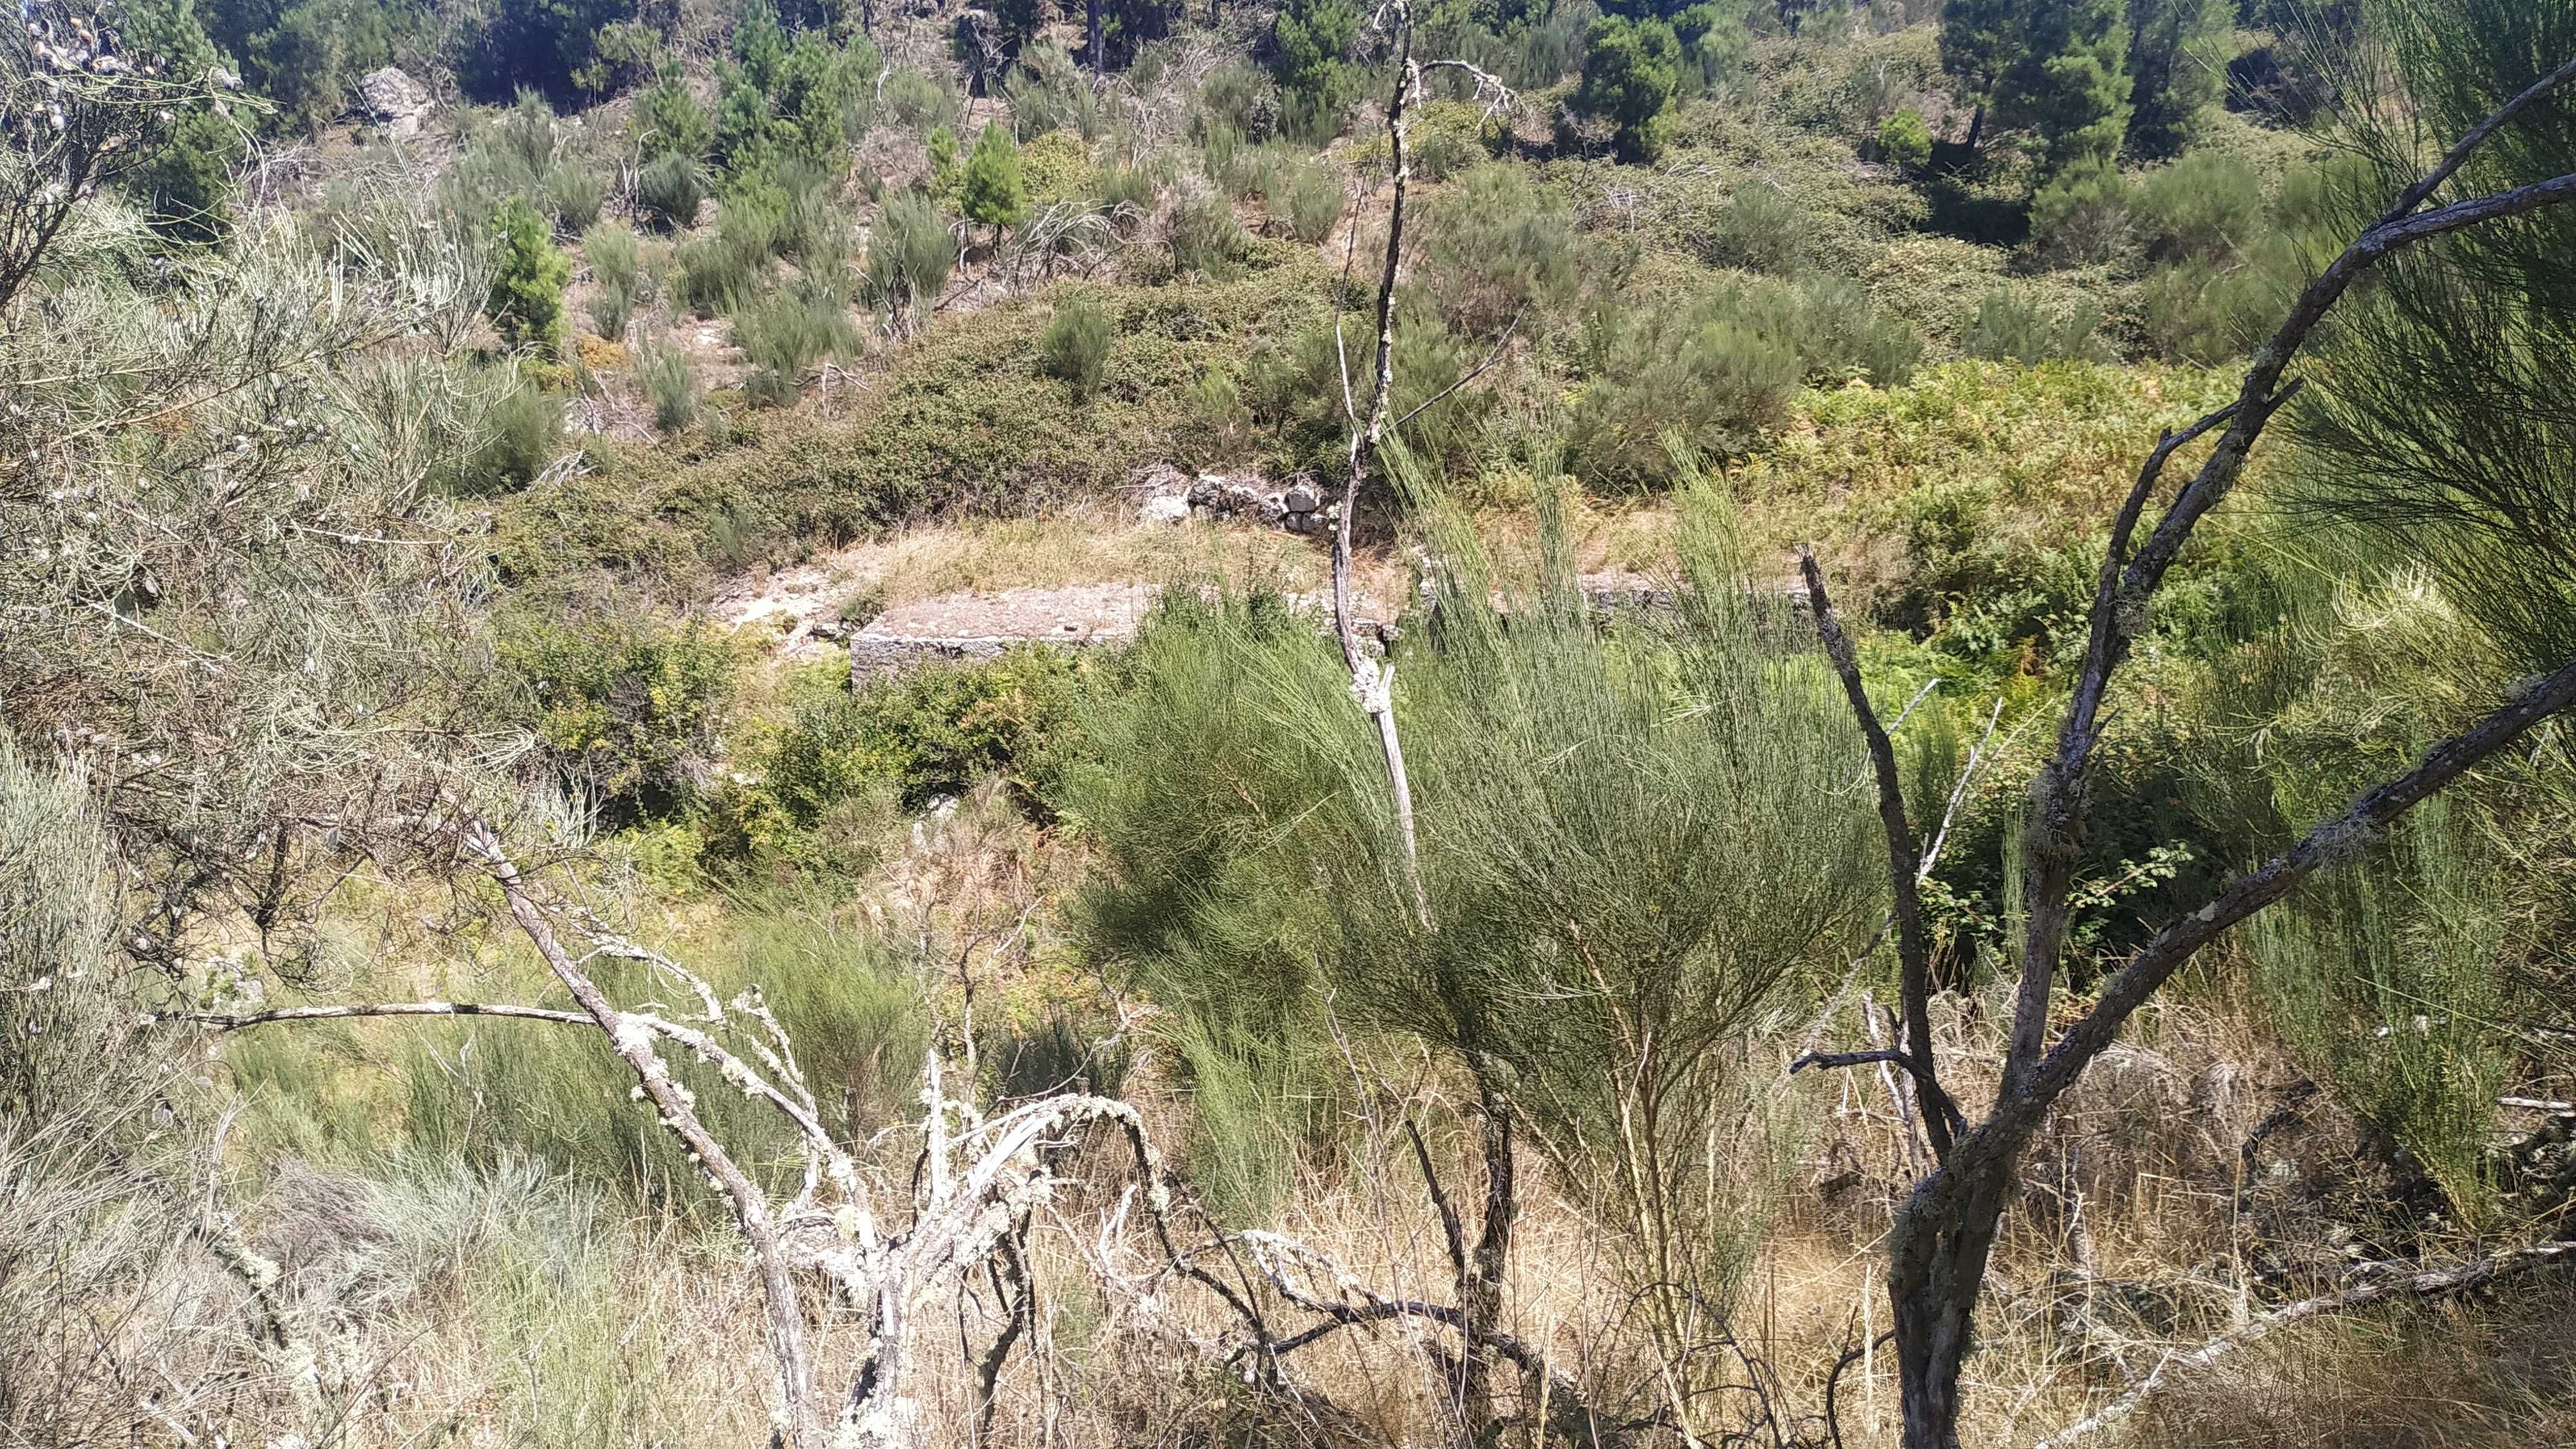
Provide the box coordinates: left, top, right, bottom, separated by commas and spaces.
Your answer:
1786, 53, 2576, 1448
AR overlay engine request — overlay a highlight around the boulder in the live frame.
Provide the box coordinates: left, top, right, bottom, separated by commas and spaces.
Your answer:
357, 66, 433, 139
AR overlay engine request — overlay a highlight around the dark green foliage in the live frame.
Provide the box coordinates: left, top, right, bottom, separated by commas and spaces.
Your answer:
637, 68, 716, 162
1271, 0, 1361, 135
2027, 156, 2135, 261
1574, 16, 1683, 162
1198, 61, 1281, 142
960, 124, 1030, 233
131, 107, 242, 243
1939, 0, 2023, 105
1878, 106, 1934, 170
1959, 289, 2112, 364
2125, 0, 2228, 158
1994, 0, 2132, 178
639, 152, 712, 231
1416, 163, 1581, 336
459, 0, 639, 104
714, 1, 859, 178
195, 0, 433, 135
1672, 0, 1754, 95
1041, 294, 1113, 400
487, 199, 571, 353
2292, 0, 2576, 674
498, 605, 735, 821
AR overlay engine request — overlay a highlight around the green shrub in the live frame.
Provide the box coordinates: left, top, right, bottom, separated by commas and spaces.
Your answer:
735, 282, 860, 406
927, 126, 961, 196
448, 376, 565, 495
639, 343, 701, 431
1168, 196, 1249, 280
2029, 158, 2137, 264
1041, 294, 1113, 401
487, 199, 572, 353
542, 158, 610, 234
1573, 15, 1681, 162
498, 606, 737, 822
1960, 289, 2114, 366
767, 647, 1079, 814
1700, 182, 1807, 274
1417, 163, 1582, 336
864, 192, 958, 328
1065, 478, 1878, 1311
960, 123, 1030, 236
1567, 275, 1906, 489
1009, 41, 1108, 140
639, 152, 710, 232
2132, 148, 2264, 264
2139, 256, 2287, 364
1269, 158, 1344, 245
1197, 60, 1280, 142
637, 68, 715, 162
583, 221, 649, 339
1877, 106, 1933, 171
1247, 303, 1492, 471
881, 68, 963, 133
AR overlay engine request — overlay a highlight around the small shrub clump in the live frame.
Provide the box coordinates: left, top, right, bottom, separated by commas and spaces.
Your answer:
1041, 294, 1113, 401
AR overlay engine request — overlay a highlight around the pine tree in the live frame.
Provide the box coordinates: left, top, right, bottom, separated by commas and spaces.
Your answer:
959, 124, 1029, 244
487, 200, 571, 353
2125, 0, 2229, 159
1938, 0, 2022, 151
1991, 0, 2131, 179
1573, 16, 1683, 162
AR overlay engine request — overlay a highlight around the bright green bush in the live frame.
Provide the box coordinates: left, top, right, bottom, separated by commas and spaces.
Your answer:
1877, 106, 1933, 171
498, 606, 737, 822
1041, 294, 1113, 401
960, 124, 1030, 236
487, 199, 572, 353
636, 68, 715, 162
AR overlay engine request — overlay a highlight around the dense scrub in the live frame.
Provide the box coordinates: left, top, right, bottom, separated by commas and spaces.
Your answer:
8, 0, 2576, 1446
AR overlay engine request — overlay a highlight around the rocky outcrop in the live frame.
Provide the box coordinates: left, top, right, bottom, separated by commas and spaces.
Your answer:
848, 584, 1159, 677
357, 66, 433, 138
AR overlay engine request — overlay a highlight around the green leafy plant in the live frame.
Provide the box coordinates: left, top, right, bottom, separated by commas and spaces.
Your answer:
1573, 15, 1682, 162
959, 124, 1030, 241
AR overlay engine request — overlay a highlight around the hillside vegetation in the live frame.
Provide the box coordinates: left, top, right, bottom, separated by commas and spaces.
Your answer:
5, 0, 2575, 1446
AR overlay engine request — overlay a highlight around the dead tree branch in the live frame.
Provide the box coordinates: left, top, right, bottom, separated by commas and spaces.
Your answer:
2031, 1242, 2576, 1449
